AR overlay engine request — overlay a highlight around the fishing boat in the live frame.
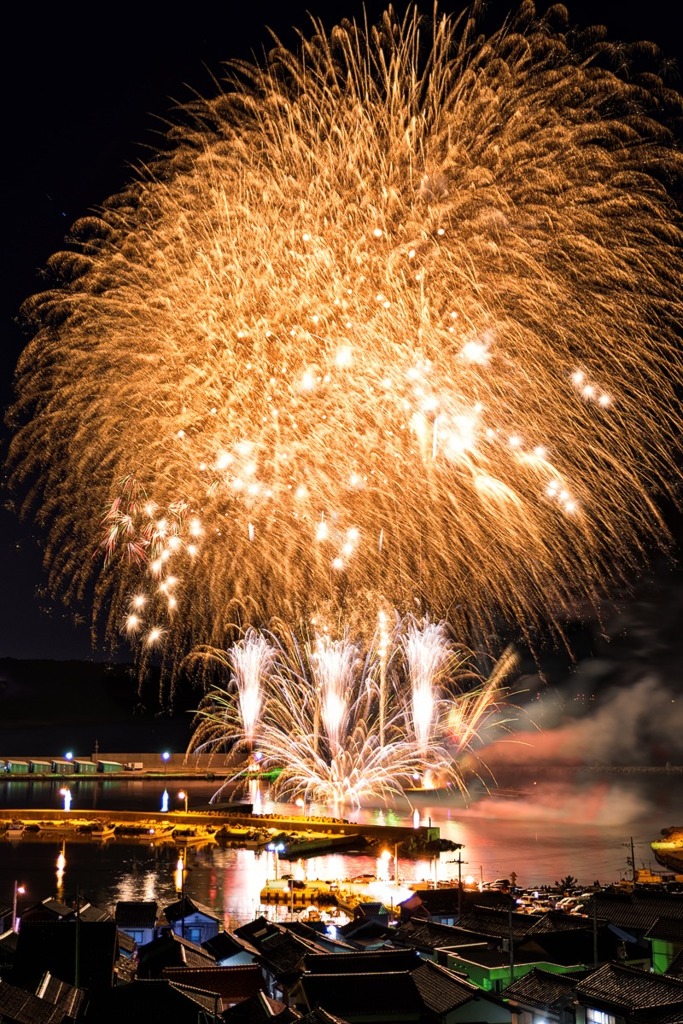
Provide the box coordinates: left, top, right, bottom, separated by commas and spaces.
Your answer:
113, 822, 176, 842
91, 821, 116, 840
172, 826, 217, 847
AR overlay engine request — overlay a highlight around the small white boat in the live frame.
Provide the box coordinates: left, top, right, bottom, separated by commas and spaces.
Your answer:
6, 821, 25, 839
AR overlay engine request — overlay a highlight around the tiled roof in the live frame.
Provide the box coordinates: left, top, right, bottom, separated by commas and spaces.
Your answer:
257, 930, 312, 979
407, 888, 513, 915
394, 917, 466, 950
446, 941, 542, 970
114, 901, 158, 928
234, 915, 275, 945
0, 979, 66, 1024
411, 959, 482, 1012
576, 961, 683, 1011
222, 990, 297, 1022
525, 911, 595, 935
35, 971, 86, 1019
164, 895, 220, 924
456, 906, 542, 940
300, 971, 424, 1017
283, 920, 356, 951
298, 1008, 352, 1024
13, 921, 117, 991
304, 949, 420, 974
583, 892, 683, 934
77, 903, 112, 923
162, 963, 264, 1000
137, 930, 216, 977
202, 929, 251, 961
21, 899, 74, 923
501, 966, 581, 1009
354, 902, 389, 918
85, 978, 223, 1023
645, 916, 683, 942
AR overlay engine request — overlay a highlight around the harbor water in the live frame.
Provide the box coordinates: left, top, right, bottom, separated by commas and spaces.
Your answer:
1, 768, 681, 926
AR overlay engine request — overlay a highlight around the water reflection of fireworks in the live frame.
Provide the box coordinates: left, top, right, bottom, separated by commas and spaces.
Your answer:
187, 618, 517, 808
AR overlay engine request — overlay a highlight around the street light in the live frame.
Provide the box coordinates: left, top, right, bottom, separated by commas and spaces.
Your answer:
267, 842, 285, 880
178, 790, 188, 814
12, 881, 25, 932
162, 751, 170, 776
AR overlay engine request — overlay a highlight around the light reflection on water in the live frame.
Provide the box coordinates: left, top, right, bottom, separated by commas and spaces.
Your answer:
0, 771, 681, 926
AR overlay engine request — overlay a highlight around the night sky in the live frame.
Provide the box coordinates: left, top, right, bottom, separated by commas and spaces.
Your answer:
1, 0, 682, 667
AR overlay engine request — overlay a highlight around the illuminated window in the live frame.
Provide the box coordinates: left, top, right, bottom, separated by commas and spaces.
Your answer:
587, 1010, 616, 1024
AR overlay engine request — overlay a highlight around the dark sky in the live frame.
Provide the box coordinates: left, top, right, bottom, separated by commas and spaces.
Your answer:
1, 0, 682, 662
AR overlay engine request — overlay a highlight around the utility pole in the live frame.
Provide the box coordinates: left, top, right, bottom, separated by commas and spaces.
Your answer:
455, 849, 468, 921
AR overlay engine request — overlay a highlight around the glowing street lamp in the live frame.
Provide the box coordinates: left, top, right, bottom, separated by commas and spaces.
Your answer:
12, 881, 25, 932
178, 790, 188, 813
162, 751, 170, 776
267, 842, 285, 880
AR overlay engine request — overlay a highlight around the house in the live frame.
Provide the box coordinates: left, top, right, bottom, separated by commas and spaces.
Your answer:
20, 899, 75, 925
645, 915, 683, 975
283, 919, 356, 953
162, 963, 265, 1013
502, 960, 683, 1024
162, 895, 220, 944
202, 928, 259, 965
293, 1010, 349, 1024
411, 958, 511, 1023
222, 989, 298, 1022
136, 930, 216, 978
297, 970, 425, 1022
501, 966, 586, 1024
36, 971, 87, 1021
575, 961, 683, 1023
114, 901, 158, 946
83, 978, 224, 1023
582, 890, 683, 971
12, 920, 118, 991
293, 950, 511, 1023
302, 948, 421, 976
0, 976, 70, 1024
399, 887, 513, 926
234, 916, 331, 1003
393, 916, 472, 959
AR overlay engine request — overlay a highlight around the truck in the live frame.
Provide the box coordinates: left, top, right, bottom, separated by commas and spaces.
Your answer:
124, 762, 144, 771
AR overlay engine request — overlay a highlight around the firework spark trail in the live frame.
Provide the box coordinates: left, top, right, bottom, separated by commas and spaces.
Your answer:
228, 627, 273, 747
403, 618, 452, 751
7, 3, 683, 665
192, 619, 512, 807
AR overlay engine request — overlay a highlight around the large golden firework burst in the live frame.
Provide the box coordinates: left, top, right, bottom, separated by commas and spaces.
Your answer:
8, 2, 683, 664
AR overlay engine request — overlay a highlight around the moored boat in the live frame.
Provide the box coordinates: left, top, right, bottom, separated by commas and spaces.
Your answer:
91, 822, 116, 840
172, 826, 217, 847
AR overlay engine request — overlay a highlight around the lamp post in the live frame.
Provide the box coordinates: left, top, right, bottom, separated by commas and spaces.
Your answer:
12, 881, 25, 932
267, 842, 285, 880
178, 790, 188, 814
162, 751, 170, 776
